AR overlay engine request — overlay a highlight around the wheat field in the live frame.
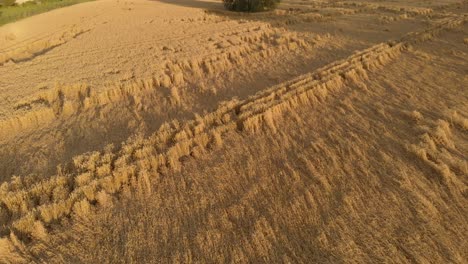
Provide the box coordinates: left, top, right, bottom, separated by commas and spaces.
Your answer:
0, 0, 467, 263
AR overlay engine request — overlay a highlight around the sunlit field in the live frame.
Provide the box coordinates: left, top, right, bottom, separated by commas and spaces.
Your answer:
0, 0, 467, 262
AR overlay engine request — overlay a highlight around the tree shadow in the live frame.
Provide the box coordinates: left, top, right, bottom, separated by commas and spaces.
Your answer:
152, 0, 424, 43
155, 0, 225, 10
153, 0, 337, 37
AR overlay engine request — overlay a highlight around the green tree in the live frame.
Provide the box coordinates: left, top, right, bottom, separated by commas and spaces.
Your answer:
223, 0, 280, 12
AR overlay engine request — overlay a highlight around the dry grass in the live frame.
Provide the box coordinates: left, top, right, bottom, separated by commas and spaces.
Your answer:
0, 24, 319, 142
0, 26, 90, 65
0, 0, 467, 262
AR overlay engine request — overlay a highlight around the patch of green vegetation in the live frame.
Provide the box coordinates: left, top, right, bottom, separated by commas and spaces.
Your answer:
223, 0, 280, 12
0, 0, 94, 26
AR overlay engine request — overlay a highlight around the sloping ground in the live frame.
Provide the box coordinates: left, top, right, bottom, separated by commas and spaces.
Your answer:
0, 0, 467, 263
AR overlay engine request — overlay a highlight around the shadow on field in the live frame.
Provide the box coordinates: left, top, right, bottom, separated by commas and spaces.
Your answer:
154, 0, 297, 35
154, 0, 333, 36
155, 0, 224, 10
